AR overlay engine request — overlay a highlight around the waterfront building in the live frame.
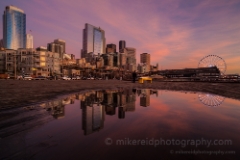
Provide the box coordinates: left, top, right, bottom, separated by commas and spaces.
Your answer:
3, 6, 26, 50
122, 47, 136, 72
0, 49, 17, 74
0, 48, 61, 76
140, 53, 150, 72
36, 46, 47, 51
158, 67, 221, 78
81, 23, 106, 62
26, 34, 33, 49
137, 63, 149, 73
106, 43, 116, 53
102, 52, 119, 69
119, 53, 127, 67
61, 53, 80, 76
140, 53, 150, 64
47, 39, 65, 59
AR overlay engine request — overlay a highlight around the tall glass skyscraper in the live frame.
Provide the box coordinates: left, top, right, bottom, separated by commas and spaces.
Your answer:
3, 6, 26, 50
81, 23, 105, 62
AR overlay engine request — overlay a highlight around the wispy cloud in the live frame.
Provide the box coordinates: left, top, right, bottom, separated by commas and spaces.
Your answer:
0, 0, 239, 73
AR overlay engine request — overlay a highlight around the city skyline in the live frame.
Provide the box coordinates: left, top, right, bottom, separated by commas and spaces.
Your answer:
0, 0, 240, 74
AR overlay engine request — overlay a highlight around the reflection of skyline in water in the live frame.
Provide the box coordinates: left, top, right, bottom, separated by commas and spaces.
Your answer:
198, 93, 225, 107
79, 89, 158, 135
37, 89, 159, 135
1, 89, 240, 160
38, 89, 227, 136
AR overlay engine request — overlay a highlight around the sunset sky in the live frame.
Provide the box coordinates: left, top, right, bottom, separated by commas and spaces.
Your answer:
0, 0, 239, 74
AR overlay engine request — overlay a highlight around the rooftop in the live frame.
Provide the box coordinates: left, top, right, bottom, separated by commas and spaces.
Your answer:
6, 6, 24, 13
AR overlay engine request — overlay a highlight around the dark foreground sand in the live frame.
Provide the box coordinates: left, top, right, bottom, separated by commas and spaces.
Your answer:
0, 80, 240, 109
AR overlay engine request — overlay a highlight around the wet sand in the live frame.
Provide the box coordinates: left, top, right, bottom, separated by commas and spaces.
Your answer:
0, 80, 240, 109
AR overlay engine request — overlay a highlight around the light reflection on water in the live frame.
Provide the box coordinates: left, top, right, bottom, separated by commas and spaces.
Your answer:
0, 89, 240, 159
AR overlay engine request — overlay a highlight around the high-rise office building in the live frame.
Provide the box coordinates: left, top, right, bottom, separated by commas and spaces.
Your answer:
54, 39, 66, 53
106, 43, 116, 53
119, 53, 126, 66
3, 6, 26, 50
47, 39, 65, 59
26, 34, 33, 48
124, 47, 137, 71
140, 53, 150, 65
0, 39, 4, 48
140, 53, 150, 72
119, 40, 126, 52
81, 23, 106, 62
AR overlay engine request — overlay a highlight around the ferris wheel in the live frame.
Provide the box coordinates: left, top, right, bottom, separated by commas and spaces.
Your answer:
198, 55, 227, 74
198, 93, 225, 107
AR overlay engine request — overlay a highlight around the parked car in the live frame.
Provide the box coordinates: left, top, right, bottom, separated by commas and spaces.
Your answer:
17, 75, 23, 80
95, 77, 102, 80
33, 76, 47, 80
62, 76, 71, 80
72, 77, 77, 80
87, 77, 95, 80
23, 75, 33, 80
76, 76, 81, 80
47, 76, 55, 80
0, 74, 10, 79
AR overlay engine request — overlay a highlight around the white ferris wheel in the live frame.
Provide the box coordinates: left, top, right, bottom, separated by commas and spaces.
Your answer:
198, 55, 227, 75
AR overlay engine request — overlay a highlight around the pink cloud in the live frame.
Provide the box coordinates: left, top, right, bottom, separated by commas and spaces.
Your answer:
0, 0, 239, 73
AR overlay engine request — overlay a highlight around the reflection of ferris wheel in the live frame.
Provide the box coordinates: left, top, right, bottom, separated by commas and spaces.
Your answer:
198, 93, 225, 107
198, 55, 227, 74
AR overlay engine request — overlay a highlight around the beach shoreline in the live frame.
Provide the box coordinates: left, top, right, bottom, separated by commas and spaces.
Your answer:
1, 80, 240, 109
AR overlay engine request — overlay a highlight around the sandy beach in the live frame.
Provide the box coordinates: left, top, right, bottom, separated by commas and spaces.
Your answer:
0, 80, 240, 110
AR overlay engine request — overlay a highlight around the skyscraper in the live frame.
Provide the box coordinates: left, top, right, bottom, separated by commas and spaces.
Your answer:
81, 23, 106, 62
54, 39, 66, 53
125, 47, 137, 71
0, 39, 4, 48
119, 40, 126, 52
140, 53, 150, 64
3, 6, 26, 50
140, 53, 150, 72
47, 39, 65, 59
26, 33, 33, 48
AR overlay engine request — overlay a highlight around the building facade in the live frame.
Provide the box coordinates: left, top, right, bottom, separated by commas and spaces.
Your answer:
3, 6, 26, 50
119, 40, 126, 52
26, 34, 33, 48
0, 48, 61, 77
106, 43, 116, 53
122, 47, 136, 72
0, 39, 4, 48
47, 39, 65, 59
81, 23, 106, 62
140, 53, 150, 72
